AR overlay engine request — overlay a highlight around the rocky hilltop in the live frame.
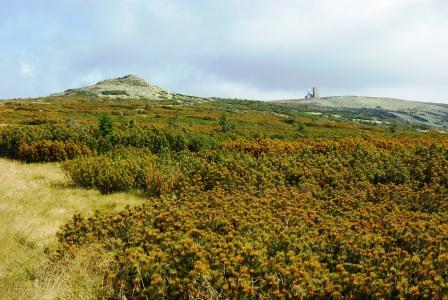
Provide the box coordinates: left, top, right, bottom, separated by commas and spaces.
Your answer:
54, 75, 178, 100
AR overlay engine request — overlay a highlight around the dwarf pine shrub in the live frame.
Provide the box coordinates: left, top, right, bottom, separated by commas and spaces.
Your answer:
17, 140, 92, 162
62, 148, 152, 194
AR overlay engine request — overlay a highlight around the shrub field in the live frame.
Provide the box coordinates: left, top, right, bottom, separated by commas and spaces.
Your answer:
2, 98, 448, 299
55, 136, 448, 299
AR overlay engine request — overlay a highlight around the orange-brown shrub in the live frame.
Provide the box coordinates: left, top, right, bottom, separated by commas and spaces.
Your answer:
55, 137, 448, 299
55, 186, 448, 299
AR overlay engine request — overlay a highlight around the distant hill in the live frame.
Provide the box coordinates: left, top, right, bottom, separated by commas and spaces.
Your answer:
51, 75, 200, 101
14, 76, 448, 129
274, 96, 448, 128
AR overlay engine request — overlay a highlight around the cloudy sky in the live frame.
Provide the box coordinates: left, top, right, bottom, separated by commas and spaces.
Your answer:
1, 0, 447, 102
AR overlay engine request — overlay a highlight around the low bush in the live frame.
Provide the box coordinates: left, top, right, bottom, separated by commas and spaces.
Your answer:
146, 159, 182, 197
62, 148, 152, 194
110, 126, 217, 154
0, 125, 93, 160
0, 123, 218, 162
101, 90, 129, 96
21, 118, 58, 125
17, 140, 92, 163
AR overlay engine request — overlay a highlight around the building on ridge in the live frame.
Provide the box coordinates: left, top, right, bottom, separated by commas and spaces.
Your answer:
305, 86, 320, 99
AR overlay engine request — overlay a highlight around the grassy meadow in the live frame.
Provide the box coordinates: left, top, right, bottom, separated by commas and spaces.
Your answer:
0, 158, 143, 299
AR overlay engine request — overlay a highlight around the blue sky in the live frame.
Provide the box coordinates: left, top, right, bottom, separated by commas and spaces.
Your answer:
1, 0, 448, 102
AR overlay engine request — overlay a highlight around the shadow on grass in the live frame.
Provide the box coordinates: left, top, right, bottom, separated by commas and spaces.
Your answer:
50, 181, 151, 200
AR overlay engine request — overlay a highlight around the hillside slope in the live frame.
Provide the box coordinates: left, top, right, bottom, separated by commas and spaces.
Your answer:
6, 75, 447, 128
52, 75, 201, 101
275, 96, 448, 128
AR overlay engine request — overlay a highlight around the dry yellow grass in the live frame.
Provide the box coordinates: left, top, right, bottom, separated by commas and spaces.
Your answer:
0, 158, 144, 299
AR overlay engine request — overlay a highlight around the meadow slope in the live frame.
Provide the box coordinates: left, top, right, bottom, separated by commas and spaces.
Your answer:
0, 159, 143, 299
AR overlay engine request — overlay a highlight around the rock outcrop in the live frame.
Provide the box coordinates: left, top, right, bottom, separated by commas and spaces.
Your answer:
55, 75, 177, 100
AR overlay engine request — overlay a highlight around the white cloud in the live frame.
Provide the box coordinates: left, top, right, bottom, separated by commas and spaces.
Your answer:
353, 84, 448, 103
78, 71, 105, 86
20, 61, 34, 77
0, 0, 447, 102
191, 78, 300, 100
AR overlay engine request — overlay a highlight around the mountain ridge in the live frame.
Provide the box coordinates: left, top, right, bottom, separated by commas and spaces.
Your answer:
273, 96, 448, 128
46, 75, 447, 128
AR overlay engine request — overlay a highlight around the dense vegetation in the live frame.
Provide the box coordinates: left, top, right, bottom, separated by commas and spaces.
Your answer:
0, 122, 216, 162
2, 96, 448, 298
57, 135, 448, 299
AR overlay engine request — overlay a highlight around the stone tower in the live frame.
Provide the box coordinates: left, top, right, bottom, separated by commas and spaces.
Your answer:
312, 87, 320, 99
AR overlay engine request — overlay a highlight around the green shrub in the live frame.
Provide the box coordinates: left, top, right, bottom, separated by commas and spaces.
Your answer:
100, 90, 129, 96
17, 140, 92, 163
21, 118, 58, 125
110, 126, 217, 154
218, 113, 233, 132
62, 149, 152, 194
0, 123, 218, 161
283, 116, 296, 124
0, 125, 93, 160
98, 115, 113, 137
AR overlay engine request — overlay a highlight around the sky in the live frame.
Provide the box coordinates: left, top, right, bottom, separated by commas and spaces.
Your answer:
1, 0, 447, 102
